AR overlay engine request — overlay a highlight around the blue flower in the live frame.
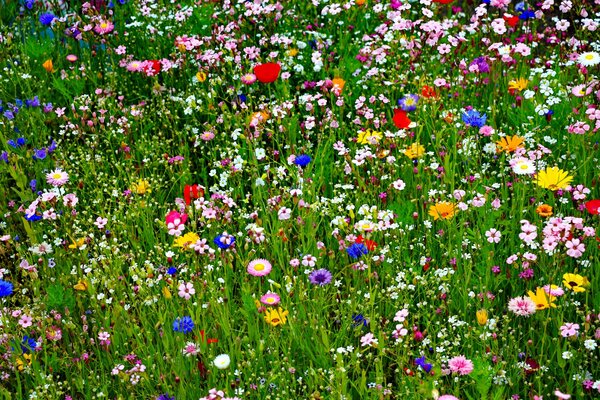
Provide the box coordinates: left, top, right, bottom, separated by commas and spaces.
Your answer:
0, 280, 14, 297
39, 13, 56, 26
48, 140, 58, 153
213, 234, 235, 249
167, 267, 177, 275
346, 243, 368, 259
25, 96, 40, 108
294, 154, 311, 167
21, 336, 38, 353
16, 137, 26, 146
29, 179, 37, 192
461, 109, 487, 128
519, 9, 535, 20
173, 316, 194, 334
397, 94, 419, 112
415, 355, 433, 373
156, 394, 175, 400
25, 214, 42, 222
1, 152, 8, 163
34, 148, 47, 160
515, 1, 526, 12
352, 314, 369, 328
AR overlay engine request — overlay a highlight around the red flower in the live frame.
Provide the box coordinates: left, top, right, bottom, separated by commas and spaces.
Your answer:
253, 63, 281, 83
503, 14, 519, 28
392, 109, 411, 129
421, 85, 436, 98
585, 199, 600, 215
355, 235, 378, 251
184, 184, 204, 206
143, 60, 162, 76
432, 0, 454, 3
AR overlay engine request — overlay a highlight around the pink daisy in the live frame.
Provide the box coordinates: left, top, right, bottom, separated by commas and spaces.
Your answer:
241, 73, 257, 85
94, 20, 114, 35
260, 292, 281, 306
247, 259, 272, 277
46, 169, 69, 186
447, 355, 474, 375
439, 396, 460, 400
508, 296, 537, 317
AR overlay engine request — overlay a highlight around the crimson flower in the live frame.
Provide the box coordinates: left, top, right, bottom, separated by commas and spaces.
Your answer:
253, 63, 281, 83
585, 199, 600, 215
184, 184, 204, 206
392, 109, 411, 129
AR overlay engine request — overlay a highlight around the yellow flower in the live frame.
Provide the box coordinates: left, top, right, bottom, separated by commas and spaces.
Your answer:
73, 279, 89, 291
496, 135, 525, 153
357, 129, 382, 145
196, 71, 207, 82
535, 204, 553, 217
536, 167, 573, 191
563, 273, 588, 293
264, 307, 289, 326
173, 232, 200, 249
287, 48, 299, 57
428, 202, 456, 220
69, 238, 86, 249
403, 143, 425, 159
16, 354, 33, 372
131, 179, 151, 195
476, 309, 488, 326
508, 78, 529, 92
527, 287, 556, 310
42, 59, 54, 73
162, 286, 172, 299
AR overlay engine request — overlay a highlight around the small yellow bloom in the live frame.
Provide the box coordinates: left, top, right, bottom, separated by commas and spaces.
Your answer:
496, 135, 525, 153
42, 59, 54, 73
264, 307, 289, 326
69, 238, 86, 249
162, 286, 172, 299
527, 287, 556, 310
196, 71, 207, 82
287, 48, 299, 57
173, 232, 200, 249
563, 273, 587, 293
428, 202, 456, 221
16, 354, 33, 372
73, 279, 89, 291
131, 179, 151, 195
357, 129, 382, 145
508, 78, 529, 92
403, 143, 425, 159
476, 309, 488, 326
536, 167, 573, 191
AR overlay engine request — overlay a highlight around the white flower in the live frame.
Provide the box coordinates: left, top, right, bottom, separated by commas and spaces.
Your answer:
578, 51, 600, 67
584, 339, 597, 351
213, 354, 231, 369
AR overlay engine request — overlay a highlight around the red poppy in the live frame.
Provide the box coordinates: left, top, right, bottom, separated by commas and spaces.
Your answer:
184, 184, 204, 206
392, 109, 411, 129
253, 62, 281, 83
143, 60, 162, 76
503, 14, 519, 28
355, 235, 378, 251
585, 199, 600, 215
432, 0, 454, 3
421, 85, 436, 98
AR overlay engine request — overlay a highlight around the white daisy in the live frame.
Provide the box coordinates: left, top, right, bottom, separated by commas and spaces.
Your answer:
578, 51, 600, 67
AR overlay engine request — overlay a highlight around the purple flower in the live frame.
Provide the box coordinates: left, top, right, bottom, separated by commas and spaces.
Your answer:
397, 94, 419, 112
309, 269, 332, 286
39, 13, 56, 26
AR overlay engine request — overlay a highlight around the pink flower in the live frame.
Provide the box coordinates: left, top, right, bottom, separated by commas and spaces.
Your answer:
565, 238, 585, 258
94, 20, 114, 35
166, 210, 187, 236
447, 355, 474, 375
247, 259, 272, 277
178, 282, 195, 300
559, 323, 579, 338
508, 296, 537, 317
360, 332, 378, 347
19, 314, 33, 328
439, 396, 460, 400
554, 390, 571, 399
485, 228, 501, 243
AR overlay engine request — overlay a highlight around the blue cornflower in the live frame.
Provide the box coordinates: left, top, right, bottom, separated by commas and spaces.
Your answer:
156, 394, 175, 400
213, 234, 235, 249
397, 94, 419, 112
33, 148, 47, 160
308, 268, 332, 286
25, 214, 41, 222
16, 137, 26, 146
21, 336, 38, 353
519, 9, 535, 20
515, 1, 526, 12
173, 316, 194, 334
294, 154, 311, 167
167, 267, 177, 275
0, 280, 14, 297
352, 314, 369, 328
415, 355, 433, 373
236, 94, 247, 104
29, 179, 37, 192
346, 243, 368, 259
39, 13, 56, 26
461, 109, 487, 128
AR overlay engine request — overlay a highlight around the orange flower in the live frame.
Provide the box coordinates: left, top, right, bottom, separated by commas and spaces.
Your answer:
535, 204, 553, 217
496, 135, 525, 153
421, 85, 436, 98
332, 77, 345, 92
428, 202, 456, 220
42, 59, 54, 73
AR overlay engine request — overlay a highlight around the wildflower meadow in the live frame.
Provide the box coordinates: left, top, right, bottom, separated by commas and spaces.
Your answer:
1, 0, 600, 399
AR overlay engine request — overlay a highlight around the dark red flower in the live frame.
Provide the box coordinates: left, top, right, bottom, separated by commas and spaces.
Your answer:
143, 60, 162, 76
184, 184, 204, 206
432, 0, 454, 3
392, 109, 411, 129
355, 235, 378, 251
253, 63, 281, 83
503, 14, 519, 28
585, 199, 600, 215
524, 358, 539, 376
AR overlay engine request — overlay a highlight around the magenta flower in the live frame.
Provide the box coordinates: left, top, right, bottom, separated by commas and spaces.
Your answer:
447, 355, 474, 375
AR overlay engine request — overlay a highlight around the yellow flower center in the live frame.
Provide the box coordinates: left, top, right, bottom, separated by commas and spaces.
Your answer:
52, 173, 62, 179
585, 54, 594, 60
520, 164, 529, 170
254, 263, 265, 271
266, 298, 275, 303
101, 23, 108, 29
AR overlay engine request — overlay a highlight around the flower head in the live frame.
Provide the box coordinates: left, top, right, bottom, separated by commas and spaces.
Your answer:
264, 307, 289, 326
447, 355, 474, 375
0, 280, 14, 297
260, 292, 281, 306
253, 63, 281, 83
392, 109, 411, 129
527, 287, 556, 310
174, 232, 200, 249
508, 296, 537, 316
309, 269, 332, 286
173, 316, 195, 333
398, 94, 419, 112
46, 169, 69, 186
496, 135, 525, 153
428, 202, 456, 220
536, 167, 573, 191
213, 354, 231, 369
247, 259, 272, 277
403, 143, 425, 159
577, 51, 600, 67
562, 273, 588, 293
294, 154, 311, 167
461, 109, 487, 128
